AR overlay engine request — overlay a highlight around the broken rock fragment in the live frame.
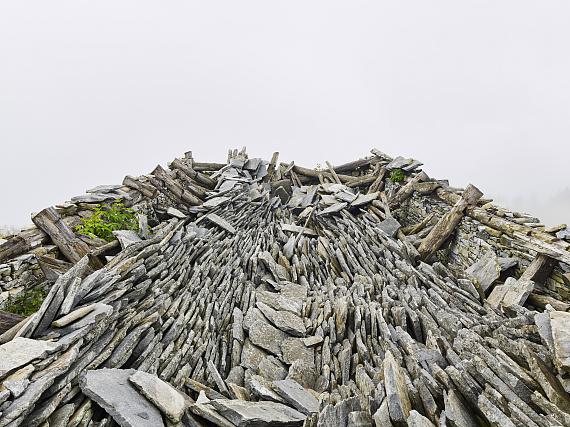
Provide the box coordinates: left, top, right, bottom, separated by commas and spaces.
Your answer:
129, 370, 188, 422
210, 398, 306, 426
79, 368, 164, 427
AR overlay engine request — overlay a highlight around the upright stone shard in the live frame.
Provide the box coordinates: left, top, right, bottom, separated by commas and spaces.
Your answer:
550, 311, 570, 374
383, 350, 412, 424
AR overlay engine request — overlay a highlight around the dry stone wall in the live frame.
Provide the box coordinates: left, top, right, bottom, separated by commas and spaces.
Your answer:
0, 148, 569, 426
400, 192, 570, 302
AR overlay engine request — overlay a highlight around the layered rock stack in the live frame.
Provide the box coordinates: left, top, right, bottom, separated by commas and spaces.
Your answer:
0, 148, 569, 426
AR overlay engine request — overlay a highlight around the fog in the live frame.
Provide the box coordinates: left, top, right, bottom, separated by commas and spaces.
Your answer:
1, 1, 569, 228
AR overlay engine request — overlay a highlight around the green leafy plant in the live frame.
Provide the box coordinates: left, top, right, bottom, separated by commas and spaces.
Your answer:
75, 200, 138, 242
3, 286, 47, 317
389, 168, 406, 183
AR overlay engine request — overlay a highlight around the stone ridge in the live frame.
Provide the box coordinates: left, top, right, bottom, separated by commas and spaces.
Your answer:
0, 148, 568, 426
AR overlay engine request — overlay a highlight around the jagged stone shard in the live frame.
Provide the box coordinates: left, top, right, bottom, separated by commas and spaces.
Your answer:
129, 370, 188, 423
79, 368, 164, 427
210, 398, 306, 426
204, 213, 236, 234
0, 337, 58, 378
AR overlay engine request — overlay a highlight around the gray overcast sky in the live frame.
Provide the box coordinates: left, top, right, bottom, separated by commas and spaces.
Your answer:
1, 1, 569, 227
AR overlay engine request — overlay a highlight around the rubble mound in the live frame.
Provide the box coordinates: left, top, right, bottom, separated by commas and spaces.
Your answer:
1, 148, 570, 426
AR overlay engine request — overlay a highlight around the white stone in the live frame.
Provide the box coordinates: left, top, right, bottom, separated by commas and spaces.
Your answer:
0, 338, 59, 378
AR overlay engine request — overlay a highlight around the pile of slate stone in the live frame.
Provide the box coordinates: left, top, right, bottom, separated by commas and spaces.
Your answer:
0, 148, 570, 426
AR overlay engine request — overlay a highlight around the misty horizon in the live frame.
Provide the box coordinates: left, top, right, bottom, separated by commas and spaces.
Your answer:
1, 1, 569, 228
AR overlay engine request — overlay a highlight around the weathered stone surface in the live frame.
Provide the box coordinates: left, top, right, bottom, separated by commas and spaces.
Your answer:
383, 350, 412, 424
347, 411, 372, 426
300, 336, 323, 347
258, 356, 288, 381
241, 339, 269, 371
79, 368, 164, 427
550, 311, 570, 374
488, 277, 535, 308
249, 319, 288, 356
256, 301, 306, 337
465, 250, 501, 293
281, 337, 315, 366
444, 389, 477, 427
129, 370, 188, 422
317, 397, 361, 427
256, 291, 303, 315
378, 217, 402, 238
372, 400, 392, 427
0, 338, 58, 378
210, 398, 306, 426
286, 360, 318, 389
407, 410, 435, 426
247, 374, 285, 402
272, 379, 319, 415
112, 230, 142, 250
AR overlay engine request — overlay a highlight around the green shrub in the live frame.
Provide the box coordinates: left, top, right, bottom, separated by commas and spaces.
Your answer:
3, 286, 47, 317
389, 168, 406, 183
75, 200, 138, 242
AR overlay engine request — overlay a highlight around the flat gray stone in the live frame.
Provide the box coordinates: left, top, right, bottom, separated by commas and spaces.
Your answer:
501, 278, 534, 307
272, 379, 319, 415
166, 207, 187, 219
247, 374, 285, 402
281, 337, 315, 366
0, 338, 59, 378
210, 398, 306, 426
112, 230, 142, 250
319, 202, 347, 216
205, 213, 236, 234
535, 312, 555, 353
202, 196, 230, 208
487, 277, 534, 308
378, 217, 402, 238
256, 301, 306, 337
350, 192, 379, 207
249, 320, 289, 356
240, 339, 269, 371
301, 336, 323, 347
372, 400, 392, 427
256, 290, 303, 316
465, 250, 501, 293
286, 360, 318, 389
79, 368, 164, 427
129, 370, 188, 422
258, 356, 288, 381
